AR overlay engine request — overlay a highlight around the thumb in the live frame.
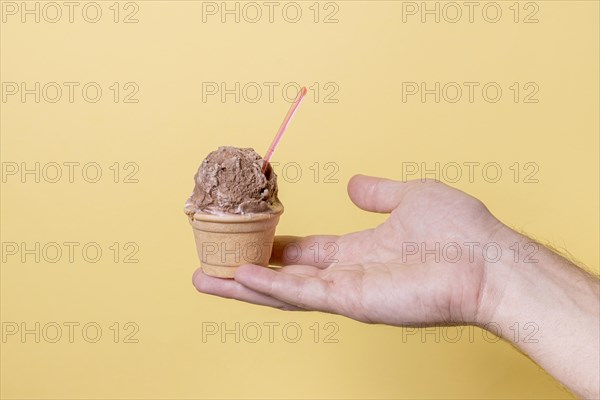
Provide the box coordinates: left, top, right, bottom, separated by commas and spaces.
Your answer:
347, 174, 415, 213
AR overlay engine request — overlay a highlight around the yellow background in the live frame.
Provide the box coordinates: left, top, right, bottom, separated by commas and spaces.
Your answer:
1, 1, 598, 399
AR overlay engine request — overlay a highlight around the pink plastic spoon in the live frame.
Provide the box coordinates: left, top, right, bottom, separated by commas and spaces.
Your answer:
262, 86, 307, 173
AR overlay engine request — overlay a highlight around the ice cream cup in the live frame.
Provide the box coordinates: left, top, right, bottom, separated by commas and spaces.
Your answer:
189, 206, 283, 278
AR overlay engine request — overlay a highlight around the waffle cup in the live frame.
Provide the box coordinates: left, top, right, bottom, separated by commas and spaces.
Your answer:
189, 206, 283, 278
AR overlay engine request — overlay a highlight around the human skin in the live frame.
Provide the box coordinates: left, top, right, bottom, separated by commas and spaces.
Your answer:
192, 175, 600, 399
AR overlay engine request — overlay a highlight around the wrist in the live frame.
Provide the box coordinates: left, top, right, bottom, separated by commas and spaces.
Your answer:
475, 224, 600, 398
474, 223, 533, 329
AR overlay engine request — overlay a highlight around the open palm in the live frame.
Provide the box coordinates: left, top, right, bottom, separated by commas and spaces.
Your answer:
193, 175, 506, 327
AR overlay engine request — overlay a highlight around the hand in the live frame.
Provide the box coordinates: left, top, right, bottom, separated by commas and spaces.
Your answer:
192, 174, 507, 326
192, 174, 600, 398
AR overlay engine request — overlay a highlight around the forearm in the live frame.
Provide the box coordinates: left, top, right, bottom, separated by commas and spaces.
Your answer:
478, 227, 600, 399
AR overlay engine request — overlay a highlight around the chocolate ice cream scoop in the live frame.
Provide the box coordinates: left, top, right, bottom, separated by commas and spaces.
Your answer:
185, 146, 282, 215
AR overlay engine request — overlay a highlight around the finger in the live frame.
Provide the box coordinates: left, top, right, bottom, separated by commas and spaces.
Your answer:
235, 264, 333, 312
347, 174, 417, 213
280, 264, 321, 277
192, 267, 303, 311
271, 235, 340, 268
